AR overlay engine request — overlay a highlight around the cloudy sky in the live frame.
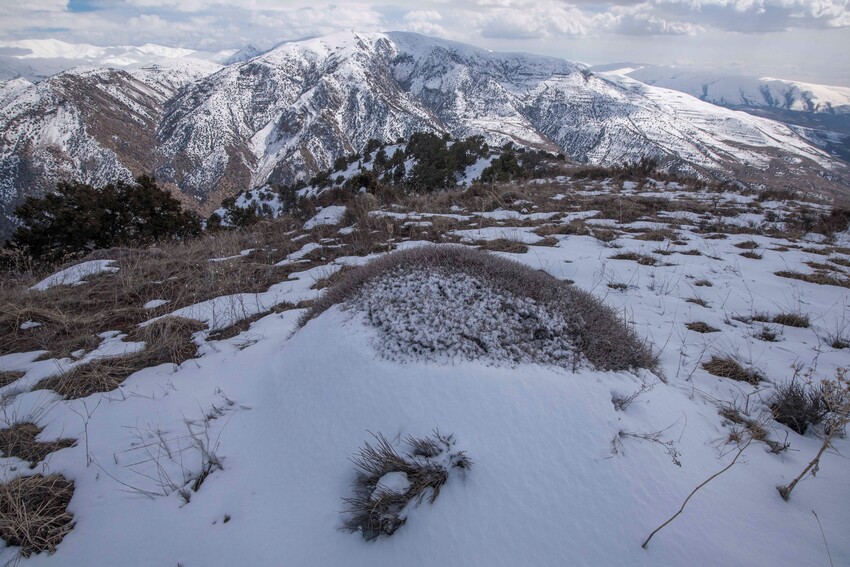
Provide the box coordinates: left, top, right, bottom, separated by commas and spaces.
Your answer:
1, 0, 849, 85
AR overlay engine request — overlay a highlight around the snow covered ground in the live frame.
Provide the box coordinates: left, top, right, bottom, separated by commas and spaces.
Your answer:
0, 179, 848, 566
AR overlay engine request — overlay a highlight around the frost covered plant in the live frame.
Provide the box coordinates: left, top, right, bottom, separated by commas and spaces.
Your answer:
301, 246, 656, 371
342, 431, 471, 540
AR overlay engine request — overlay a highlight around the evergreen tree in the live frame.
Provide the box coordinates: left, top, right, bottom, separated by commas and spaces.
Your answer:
10, 175, 201, 263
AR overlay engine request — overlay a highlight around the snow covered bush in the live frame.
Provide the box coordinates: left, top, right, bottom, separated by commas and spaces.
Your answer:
301, 246, 656, 371
343, 432, 470, 540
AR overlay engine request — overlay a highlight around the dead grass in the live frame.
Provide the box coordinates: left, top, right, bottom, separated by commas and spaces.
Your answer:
0, 371, 25, 388
772, 312, 810, 328
703, 356, 763, 384
739, 251, 763, 260
475, 239, 529, 254
735, 240, 760, 249
0, 424, 75, 467
342, 432, 470, 540
686, 297, 710, 308
0, 474, 75, 557
534, 236, 560, 247
693, 279, 712, 287
775, 271, 850, 289
35, 316, 205, 399
686, 322, 719, 333
534, 220, 590, 237
610, 252, 658, 266
634, 229, 677, 242
206, 301, 311, 342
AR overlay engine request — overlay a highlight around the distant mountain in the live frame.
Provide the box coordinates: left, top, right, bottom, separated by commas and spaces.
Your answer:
596, 64, 850, 161
1, 32, 848, 239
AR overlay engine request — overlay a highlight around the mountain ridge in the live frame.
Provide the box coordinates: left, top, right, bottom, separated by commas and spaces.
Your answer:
1, 31, 848, 239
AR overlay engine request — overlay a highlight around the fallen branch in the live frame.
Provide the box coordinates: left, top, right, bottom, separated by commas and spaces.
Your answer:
642, 438, 750, 549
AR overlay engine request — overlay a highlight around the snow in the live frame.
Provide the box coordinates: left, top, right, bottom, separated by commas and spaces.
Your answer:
0, 200, 848, 565
304, 206, 348, 229
143, 299, 170, 310
30, 260, 118, 291
19, 321, 41, 330
374, 472, 411, 498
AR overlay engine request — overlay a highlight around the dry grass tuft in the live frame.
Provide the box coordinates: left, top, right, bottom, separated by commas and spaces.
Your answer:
686, 322, 719, 333
739, 251, 763, 260
775, 271, 850, 289
475, 239, 529, 254
35, 317, 205, 399
0, 424, 75, 467
0, 371, 25, 388
686, 297, 709, 308
610, 252, 658, 266
0, 474, 75, 556
703, 356, 763, 384
772, 312, 810, 328
634, 229, 677, 242
735, 240, 760, 250
342, 431, 471, 540
693, 279, 712, 287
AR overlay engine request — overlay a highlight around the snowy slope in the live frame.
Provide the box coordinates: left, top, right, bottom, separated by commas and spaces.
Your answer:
1, 179, 848, 564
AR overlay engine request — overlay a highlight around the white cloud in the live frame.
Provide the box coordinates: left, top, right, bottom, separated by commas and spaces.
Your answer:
0, 0, 847, 85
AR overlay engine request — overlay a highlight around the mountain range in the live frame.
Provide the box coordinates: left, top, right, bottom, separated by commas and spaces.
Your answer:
1, 31, 849, 239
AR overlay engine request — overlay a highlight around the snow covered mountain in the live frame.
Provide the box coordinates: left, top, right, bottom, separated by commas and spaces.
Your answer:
596, 64, 850, 161
1, 31, 849, 239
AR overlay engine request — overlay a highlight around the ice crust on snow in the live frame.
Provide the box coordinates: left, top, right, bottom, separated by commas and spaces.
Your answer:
348, 267, 579, 367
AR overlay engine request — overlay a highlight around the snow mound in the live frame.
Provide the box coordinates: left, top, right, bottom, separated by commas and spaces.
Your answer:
305, 246, 655, 371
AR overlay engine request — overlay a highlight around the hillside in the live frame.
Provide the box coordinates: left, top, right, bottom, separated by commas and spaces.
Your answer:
0, 171, 848, 565
1, 32, 849, 240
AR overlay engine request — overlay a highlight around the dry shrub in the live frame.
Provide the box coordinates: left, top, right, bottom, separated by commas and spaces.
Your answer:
703, 356, 763, 384
686, 322, 719, 333
0, 474, 75, 556
35, 316, 205, 399
771, 379, 828, 435
342, 432, 470, 540
301, 245, 657, 372
775, 271, 850, 289
0, 424, 75, 467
